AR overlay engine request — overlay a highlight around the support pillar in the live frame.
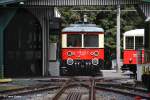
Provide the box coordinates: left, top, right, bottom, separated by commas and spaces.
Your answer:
26, 7, 54, 77
0, 30, 4, 78
41, 18, 49, 76
116, 5, 121, 72
0, 8, 17, 78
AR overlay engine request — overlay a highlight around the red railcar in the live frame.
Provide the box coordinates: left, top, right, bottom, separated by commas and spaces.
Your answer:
60, 23, 104, 75
122, 29, 144, 73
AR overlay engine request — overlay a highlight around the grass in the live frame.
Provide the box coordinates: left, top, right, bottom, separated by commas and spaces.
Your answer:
0, 78, 12, 83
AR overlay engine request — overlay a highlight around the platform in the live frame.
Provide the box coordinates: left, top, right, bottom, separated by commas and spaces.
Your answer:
101, 70, 130, 79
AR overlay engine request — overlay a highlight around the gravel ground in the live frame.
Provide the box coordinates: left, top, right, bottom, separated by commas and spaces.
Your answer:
96, 90, 135, 100
4, 89, 135, 100
0, 77, 146, 100
0, 78, 53, 91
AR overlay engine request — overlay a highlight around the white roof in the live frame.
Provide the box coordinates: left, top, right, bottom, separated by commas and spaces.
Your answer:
123, 29, 144, 36
62, 24, 104, 32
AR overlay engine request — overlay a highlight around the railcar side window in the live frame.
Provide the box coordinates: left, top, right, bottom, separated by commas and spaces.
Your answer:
126, 36, 134, 49
135, 36, 143, 49
67, 34, 82, 47
84, 34, 98, 47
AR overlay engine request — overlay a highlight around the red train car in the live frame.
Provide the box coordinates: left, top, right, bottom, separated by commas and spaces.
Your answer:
60, 23, 104, 75
122, 29, 144, 73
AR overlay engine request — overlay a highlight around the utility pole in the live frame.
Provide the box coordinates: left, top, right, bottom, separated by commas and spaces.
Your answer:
116, 5, 121, 72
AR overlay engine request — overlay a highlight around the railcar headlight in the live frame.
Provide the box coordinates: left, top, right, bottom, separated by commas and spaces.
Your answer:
93, 51, 99, 56
92, 58, 99, 65
67, 51, 73, 57
67, 58, 74, 65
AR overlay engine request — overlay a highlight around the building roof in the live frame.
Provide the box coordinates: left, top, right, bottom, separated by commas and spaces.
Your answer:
62, 24, 104, 32
123, 29, 144, 36
24, 0, 141, 6
1, 0, 149, 6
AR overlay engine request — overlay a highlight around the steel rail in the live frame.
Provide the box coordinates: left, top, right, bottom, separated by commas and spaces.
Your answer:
0, 84, 60, 99
95, 86, 150, 99
52, 83, 88, 100
66, 92, 82, 100
52, 79, 72, 100
52, 77, 95, 100
96, 83, 148, 93
89, 78, 95, 100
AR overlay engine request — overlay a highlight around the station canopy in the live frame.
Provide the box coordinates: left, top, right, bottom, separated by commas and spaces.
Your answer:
0, 0, 150, 6
0, 0, 143, 5
0, 0, 24, 5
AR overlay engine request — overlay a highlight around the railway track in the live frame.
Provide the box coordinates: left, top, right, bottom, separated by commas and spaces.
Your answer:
52, 76, 96, 100
0, 77, 69, 99
96, 83, 148, 93
0, 84, 60, 99
1, 77, 150, 100
66, 92, 82, 100
95, 83, 150, 99
52, 77, 150, 100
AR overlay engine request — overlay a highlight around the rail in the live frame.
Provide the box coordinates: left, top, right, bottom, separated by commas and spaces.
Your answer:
52, 76, 96, 100
95, 84, 150, 99
52, 79, 72, 100
89, 78, 95, 100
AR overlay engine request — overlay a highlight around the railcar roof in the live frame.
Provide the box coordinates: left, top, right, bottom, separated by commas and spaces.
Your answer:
62, 24, 104, 32
123, 29, 144, 36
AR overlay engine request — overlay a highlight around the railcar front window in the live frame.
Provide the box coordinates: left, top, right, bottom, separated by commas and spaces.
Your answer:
135, 36, 143, 49
126, 36, 134, 49
67, 34, 82, 47
84, 34, 98, 47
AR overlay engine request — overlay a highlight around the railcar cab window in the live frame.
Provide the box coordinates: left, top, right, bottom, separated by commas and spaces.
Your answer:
126, 36, 134, 49
67, 34, 82, 47
135, 36, 143, 49
84, 34, 98, 47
